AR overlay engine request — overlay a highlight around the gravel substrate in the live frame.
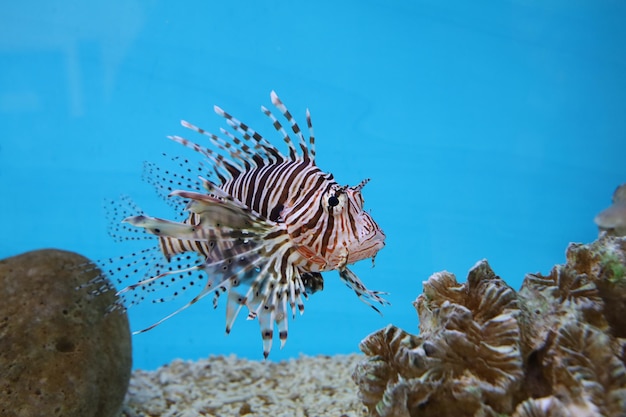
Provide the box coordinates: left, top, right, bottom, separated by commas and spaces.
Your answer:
121, 353, 368, 417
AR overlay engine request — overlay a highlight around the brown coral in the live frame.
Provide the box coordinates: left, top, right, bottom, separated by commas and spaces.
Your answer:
353, 235, 626, 417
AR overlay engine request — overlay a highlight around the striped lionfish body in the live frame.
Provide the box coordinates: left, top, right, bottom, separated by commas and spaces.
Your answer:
103, 91, 387, 357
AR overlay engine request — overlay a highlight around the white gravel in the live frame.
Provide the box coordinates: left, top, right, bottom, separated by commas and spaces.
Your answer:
121, 353, 368, 417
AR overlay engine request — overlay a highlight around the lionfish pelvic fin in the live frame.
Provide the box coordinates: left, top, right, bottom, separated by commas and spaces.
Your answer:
338, 267, 390, 314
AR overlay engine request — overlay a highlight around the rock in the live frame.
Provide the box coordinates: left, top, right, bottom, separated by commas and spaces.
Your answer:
0, 249, 132, 417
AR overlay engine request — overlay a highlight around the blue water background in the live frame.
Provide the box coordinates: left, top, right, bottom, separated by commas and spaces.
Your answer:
1, 1, 624, 370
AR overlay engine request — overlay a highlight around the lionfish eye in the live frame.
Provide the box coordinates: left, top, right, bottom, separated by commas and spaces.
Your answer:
328, 195, 340, 207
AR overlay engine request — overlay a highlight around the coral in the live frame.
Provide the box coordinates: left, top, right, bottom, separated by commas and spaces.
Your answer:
595, 183, 626, 236
352, 235, 626, 417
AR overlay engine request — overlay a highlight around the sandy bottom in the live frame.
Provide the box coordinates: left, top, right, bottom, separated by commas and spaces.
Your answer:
121, 353, 368, 417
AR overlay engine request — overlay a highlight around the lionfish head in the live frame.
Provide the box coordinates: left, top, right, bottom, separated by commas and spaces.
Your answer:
337, 178, 386, 264
286, 175, 385, 269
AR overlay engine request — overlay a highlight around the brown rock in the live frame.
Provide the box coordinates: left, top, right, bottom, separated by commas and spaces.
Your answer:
0, 249, 131, 417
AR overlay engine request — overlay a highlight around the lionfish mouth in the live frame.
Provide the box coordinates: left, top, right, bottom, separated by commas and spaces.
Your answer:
348, 224, 386, 264
365, 228, 386, 250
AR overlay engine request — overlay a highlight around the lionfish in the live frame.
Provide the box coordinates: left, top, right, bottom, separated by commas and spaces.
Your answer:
95, 91, 387, 357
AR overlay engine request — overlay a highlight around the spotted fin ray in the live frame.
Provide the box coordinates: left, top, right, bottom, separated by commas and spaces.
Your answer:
93, 91, 387, 358
122, 182, 313, 357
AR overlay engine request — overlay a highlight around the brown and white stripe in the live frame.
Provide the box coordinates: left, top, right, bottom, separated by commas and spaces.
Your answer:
110, 91, 387, 358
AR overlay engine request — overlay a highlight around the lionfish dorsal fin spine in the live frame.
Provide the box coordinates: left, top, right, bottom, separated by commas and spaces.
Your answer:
214, 105, 285, 164
181, 120, 256, 172
220, 126, 269, 167
168, 135, 240, 182
217, 128, 258, 170
261, 105, 297, 160
270, 91, 310, 161
305, 109, 315, 161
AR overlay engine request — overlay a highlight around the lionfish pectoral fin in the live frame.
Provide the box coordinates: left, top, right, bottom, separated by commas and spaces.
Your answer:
81, 246, 160, 294
171, 190, 273, 232
131, 246, 266, 335
225, 289, 248, 334
132, 283, 215, 335
257, 302, 274, 359
104, 195, 153, 243
224, 253, 305, 358
254, 287, 291, 358
276, 291, 289, 349
197, 237, 296, 356
123, 215, 202, 239
338, 267, 389, 315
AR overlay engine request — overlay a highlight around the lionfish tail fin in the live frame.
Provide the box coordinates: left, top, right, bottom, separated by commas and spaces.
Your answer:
248, 266, 312, 358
